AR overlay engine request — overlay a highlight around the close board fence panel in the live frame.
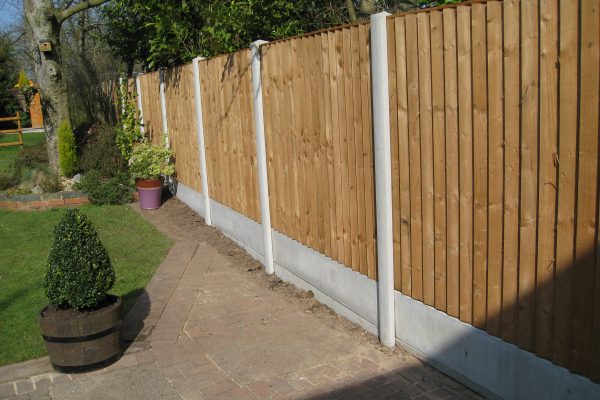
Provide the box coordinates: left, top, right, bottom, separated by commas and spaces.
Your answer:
138, 71, 162, 144
198, 50, 260, 222
127, 0, 600, 386
164, 64, 202, 192
260, 24, 376, 279
387, 0, 600, 381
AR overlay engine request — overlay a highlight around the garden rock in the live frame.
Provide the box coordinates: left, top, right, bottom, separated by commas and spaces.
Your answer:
31, 185, 43, 194
72, 173, 82, 184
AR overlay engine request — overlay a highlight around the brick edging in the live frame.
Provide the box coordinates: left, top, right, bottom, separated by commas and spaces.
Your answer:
0, 191, 140, 211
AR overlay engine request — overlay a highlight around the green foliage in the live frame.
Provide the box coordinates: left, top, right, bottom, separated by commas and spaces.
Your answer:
101, 0, 348, 69
79, 170, 133, 205
0, 37, 19, 118
17, 71, 29, 88
38, 168, 63, 193
80, 124, 128, 177
14, 142, 48, 170
128, 142, 175, 180
115, 81, 144, 159
57, 120, 77, 177
44, 209, 116, 310
0, 172, 17, 191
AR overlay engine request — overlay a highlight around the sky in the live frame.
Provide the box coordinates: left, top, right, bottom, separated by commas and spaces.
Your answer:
0, 1, 22, 31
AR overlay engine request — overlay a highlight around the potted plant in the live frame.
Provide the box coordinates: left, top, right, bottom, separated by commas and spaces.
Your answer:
128, 142, 175, 210
39, 209, 120, 372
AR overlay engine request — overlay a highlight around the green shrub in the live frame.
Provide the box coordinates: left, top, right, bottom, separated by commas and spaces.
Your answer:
0, 172, 18, 191
15, 142, 48, 170
129, 142, 175, 180
44, 208, 115, 309
79, 170, 132, 205
79, 124, 127, 177
115, 82, 144, 160
39, 169, 62, 193
57, 120, 77, 177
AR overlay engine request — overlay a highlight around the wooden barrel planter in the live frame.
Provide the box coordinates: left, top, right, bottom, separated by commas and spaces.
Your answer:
38, 296, 122, 372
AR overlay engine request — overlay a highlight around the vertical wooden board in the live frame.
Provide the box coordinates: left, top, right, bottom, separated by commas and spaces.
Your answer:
457, 5, 473, 324
535, 0, 558, 360
219, 57, 231, 207
311, 35, 325, 255
430, 10, 446, 312
307, 36, 320, 253
518, 0, 539, 352
406, 14, 423, 301
280, 43, 293, 235
360, 24, 377, 280
485, 1, 504, 338
330, 32, 345, 263
231, 56, 243, 214
298, 37, 310, 246
337, 29, 352, 269
317, 34, 329, 255
395, 16, 411, 295
443, 8, 459, 316
272, 44, 284, 230
352, 26, 367, 276
571, 0, 599, 376
290, 39, 302, 242
303, 37, 315, 250
223, 56, 235, 209
343, 28, 360, 272
417, 12, 435, 307
388, 17, 401, 287
471, 3, 488, 331
243, 52, 260, 221
262, 45, 277, 228
322, 33, 337, 262
502, 0, 520, 344
552, 0, 578, 368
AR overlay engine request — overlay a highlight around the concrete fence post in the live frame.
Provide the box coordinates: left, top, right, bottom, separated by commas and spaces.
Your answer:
192, 57, 213, 226
250, 40, 274, 275
370, 11, 395, 348
135, 74, 145, 136
159, 69, 169, 147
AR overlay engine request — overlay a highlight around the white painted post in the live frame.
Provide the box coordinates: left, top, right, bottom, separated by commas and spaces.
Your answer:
192, 57, 213, 226
159, 69, 169, 147
250, 40, 274, 275
370, 12, 395, 348
135, 74, 145, 136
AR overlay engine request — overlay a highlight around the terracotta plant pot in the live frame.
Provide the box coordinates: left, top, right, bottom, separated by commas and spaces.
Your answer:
38, 296, 121, 372
136, 178, 163, 210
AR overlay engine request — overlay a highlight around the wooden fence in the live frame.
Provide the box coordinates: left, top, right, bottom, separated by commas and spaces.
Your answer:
134, 0, 600, 383
386, 0, 599, 379
164, 64, 202, 192
138, 71, 162, 144
261, 25, 377, 279
199, 50, 260, 222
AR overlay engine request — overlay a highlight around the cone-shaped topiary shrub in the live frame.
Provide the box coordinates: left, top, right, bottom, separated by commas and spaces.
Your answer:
57, 120, 77, 177
44, 208, 115, 310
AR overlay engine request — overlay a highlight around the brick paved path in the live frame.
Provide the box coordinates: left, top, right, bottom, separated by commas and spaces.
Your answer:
0, 200, 482, 400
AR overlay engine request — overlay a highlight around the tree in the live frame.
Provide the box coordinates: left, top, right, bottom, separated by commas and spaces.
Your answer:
0, 37, 20, 118
23, 0, 111, 170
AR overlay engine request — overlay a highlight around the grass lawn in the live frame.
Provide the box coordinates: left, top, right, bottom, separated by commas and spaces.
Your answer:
0, 132, 46, 173
0, 205, 173, 366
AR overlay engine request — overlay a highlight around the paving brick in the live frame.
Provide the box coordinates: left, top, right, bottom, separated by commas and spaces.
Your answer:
0, 382, 15, 397
200, 381, 239, 397
13, 380, 33, 395
248, 381, 280, 398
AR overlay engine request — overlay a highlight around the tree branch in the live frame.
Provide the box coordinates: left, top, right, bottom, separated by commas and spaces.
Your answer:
56, 0, 110, 23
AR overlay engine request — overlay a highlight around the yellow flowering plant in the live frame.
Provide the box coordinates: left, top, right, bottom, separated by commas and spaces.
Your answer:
14, 70, 38, 108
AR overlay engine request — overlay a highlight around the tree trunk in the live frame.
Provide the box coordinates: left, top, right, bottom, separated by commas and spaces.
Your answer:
24, 0, 69, 171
